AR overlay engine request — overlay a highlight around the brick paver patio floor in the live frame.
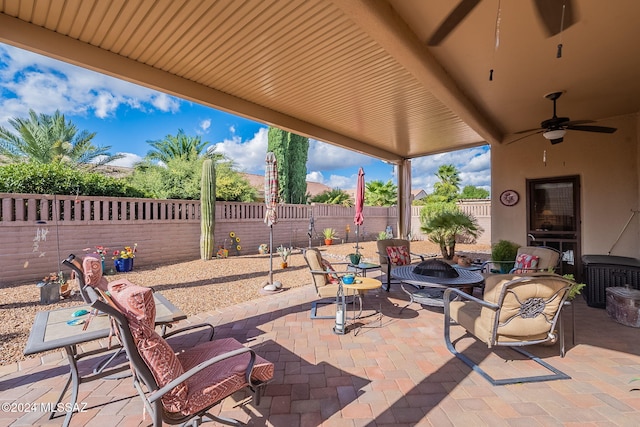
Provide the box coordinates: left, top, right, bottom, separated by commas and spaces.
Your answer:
2, 273, 640, 426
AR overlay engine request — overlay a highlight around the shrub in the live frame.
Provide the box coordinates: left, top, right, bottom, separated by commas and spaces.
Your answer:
0, 162, 146, 197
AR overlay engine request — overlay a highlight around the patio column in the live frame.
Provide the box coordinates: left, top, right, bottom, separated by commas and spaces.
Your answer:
397, 158, 412, 239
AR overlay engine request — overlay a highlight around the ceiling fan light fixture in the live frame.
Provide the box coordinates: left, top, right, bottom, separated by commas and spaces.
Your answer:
543, 129, 566, 140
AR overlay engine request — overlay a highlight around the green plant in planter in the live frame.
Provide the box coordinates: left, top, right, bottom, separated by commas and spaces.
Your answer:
377, 230, 390, 240
562, 274, 586, 300
490, 240, 520, 273
322, 228, 336, 240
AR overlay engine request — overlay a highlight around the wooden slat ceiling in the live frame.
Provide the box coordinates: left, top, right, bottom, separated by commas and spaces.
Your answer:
0, 0, 487, 162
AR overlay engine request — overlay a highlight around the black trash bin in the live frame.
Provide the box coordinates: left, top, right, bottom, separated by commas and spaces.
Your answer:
37, 280, 60, 305
582, 255, 640, 308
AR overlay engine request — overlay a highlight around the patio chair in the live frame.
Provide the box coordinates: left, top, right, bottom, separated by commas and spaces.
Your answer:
443, 273, 574, 385
62, 253, 214, 373
376, 239, 430, 291
481, 246, 561, 275
303, 247, 359, 319
92, 280, 274, 427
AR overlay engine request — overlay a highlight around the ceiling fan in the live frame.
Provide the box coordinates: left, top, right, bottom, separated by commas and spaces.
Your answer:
510, 91, 617, 145
428, 0, 575, 46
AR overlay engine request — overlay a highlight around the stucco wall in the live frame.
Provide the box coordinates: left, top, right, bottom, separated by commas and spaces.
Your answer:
491, 113, 639, 258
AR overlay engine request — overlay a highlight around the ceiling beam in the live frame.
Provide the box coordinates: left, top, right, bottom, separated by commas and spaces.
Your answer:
333, 0, 503, 145
0, 13, 403, 162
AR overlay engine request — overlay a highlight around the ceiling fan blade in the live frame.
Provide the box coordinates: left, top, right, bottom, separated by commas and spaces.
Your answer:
507, 130, 544, 145
514, 127, 542, 135
566, 124, 617, 134
534, 0, 576, 37
564, 120, 594, 126
427, 0, 481, 46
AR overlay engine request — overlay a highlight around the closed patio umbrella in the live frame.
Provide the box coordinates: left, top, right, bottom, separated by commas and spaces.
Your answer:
354, 167, 365, 253
264, 152, 279, 286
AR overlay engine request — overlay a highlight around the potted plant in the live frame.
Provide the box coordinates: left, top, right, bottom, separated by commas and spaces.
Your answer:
322, 228, 336, 245
562, 274, 586, 300
112, 243, 137, 272
490, 240, 520, 273
277, 245, 292, 268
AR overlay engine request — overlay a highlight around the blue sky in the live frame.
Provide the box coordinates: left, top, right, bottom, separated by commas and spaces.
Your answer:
0, 43, 491, 193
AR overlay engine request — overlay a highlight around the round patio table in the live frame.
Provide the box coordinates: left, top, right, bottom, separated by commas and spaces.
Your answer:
391, 264, 484, 309
342, 277, 382, 319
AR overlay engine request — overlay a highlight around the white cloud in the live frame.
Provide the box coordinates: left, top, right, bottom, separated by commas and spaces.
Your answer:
325, 174, 356, 189
0, 43, 182, 126
110, 153, 144, 168
410, 146, 491, 193
214, 126, 269, 172
306, 171, 324, 183
306, 139, 372, 171
151, 93, 180, 112
199, 119, 211, 132
94, 91, 120, 118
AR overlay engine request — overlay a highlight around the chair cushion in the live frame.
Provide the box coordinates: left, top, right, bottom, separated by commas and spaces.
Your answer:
108, 280, 188, 413
386, 246, 411, 266
377, 239, 411, 266
321, 259, 340, 284
82, 254, 108, 291
516, 246, 560, 270
177, 337, 274, 415
513, 253, 539, 273
476, 274, 567, 343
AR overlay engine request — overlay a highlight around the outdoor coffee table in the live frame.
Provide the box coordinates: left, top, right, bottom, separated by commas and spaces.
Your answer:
23, 293, 186, 427
392, 265, 484, 310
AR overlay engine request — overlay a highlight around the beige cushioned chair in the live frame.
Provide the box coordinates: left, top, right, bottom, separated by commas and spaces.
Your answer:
304, 247, 358, 318
376, 239, 429, 291
443, 273, 575, 385
482, 246, 561, 274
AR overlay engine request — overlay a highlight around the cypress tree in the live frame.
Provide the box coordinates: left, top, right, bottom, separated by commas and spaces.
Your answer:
267, 127, 309, 204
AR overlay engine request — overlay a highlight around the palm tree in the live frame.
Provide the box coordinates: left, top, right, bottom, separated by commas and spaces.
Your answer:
0, 109, 122, 166
310, 188, 353, 206
145, 129, 211, 163
433, 164, 461, 201
420, 209, 480, 260
365, 180, 397, 206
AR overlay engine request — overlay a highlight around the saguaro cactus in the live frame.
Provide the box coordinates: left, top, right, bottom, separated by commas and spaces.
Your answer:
200, 159, 216, 260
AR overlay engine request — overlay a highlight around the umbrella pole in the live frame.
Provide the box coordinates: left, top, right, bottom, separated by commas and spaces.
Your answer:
355, 224, 360, 253
269, 225, 274, 284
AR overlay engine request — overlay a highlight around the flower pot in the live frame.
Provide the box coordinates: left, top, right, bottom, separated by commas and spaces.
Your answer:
114, 257, 134, 272
324, 239, 333, 245
348, 253, 361, 265
281, 262, 288, 269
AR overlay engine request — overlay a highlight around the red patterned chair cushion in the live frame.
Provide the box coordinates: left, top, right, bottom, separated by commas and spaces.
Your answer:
177, 337, 275, 415
321, 259, 340, 284
386, 246, 411, 266
513, 253, 540, 273
108, 280, 188, 413
82, 254, 108, 291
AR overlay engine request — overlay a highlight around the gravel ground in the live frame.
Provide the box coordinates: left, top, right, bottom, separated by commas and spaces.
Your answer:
0, 240, 490, 366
